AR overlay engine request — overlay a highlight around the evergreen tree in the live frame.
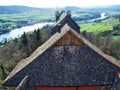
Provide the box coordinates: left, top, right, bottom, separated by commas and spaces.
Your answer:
36, 28, 41, 41
0, 62, 8, 80
113, 24, 120, 31
14, 38, 18, 43
21, 32, 28, 45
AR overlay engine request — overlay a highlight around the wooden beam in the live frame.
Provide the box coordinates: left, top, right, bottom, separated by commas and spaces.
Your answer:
15, 75, 29, 90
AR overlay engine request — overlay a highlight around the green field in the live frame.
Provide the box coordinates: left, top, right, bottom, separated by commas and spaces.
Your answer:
80, 18, 120, 34
80, 18, 120, 39
0, 11, 54, 21
0, 12, 54, 23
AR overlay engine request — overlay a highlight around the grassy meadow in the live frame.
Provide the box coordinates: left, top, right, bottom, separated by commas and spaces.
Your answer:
80, 18, 120, 39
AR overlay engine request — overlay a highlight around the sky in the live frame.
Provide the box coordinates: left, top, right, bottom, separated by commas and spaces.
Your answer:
0, 0, 120, 8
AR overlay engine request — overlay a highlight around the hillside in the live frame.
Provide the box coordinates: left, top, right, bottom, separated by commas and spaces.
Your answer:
0, 5, 53, 14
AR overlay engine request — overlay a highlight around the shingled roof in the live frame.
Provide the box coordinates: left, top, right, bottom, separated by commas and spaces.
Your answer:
2, 23, 120, 87
2, 11, 120, 89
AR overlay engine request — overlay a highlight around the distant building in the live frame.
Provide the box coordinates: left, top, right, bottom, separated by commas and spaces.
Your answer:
2, 11, 120, 90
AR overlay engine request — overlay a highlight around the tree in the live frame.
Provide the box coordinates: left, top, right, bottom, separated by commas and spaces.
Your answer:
36, 28, 41, 41
21, 32, 29, 45
0, 62, 8, 80
14, 38, 18, 43
113, 24, 120, 31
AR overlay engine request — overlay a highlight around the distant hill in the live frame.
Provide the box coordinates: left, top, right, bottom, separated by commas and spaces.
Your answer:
0, 5, 120, 14
63, 5, 120, 10
108, 5, 120, 11
0, 6, 38, 14
87, 5, 120, 11
63, 6, 81, 10
0, 5, 53, 14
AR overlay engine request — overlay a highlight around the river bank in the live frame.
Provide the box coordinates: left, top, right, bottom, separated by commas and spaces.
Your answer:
0, 22, 53, 42
0, 20, 53, 35
0, 12, 108, 42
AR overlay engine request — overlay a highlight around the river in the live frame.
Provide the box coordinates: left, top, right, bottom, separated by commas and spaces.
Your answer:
0, 22, 53, 42
0, 12, 107, 42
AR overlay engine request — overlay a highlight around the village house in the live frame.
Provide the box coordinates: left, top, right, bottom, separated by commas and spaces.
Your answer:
2, 11, 120, 90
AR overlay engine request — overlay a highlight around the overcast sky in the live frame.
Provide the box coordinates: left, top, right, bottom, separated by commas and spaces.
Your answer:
0, 0, 120, 8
